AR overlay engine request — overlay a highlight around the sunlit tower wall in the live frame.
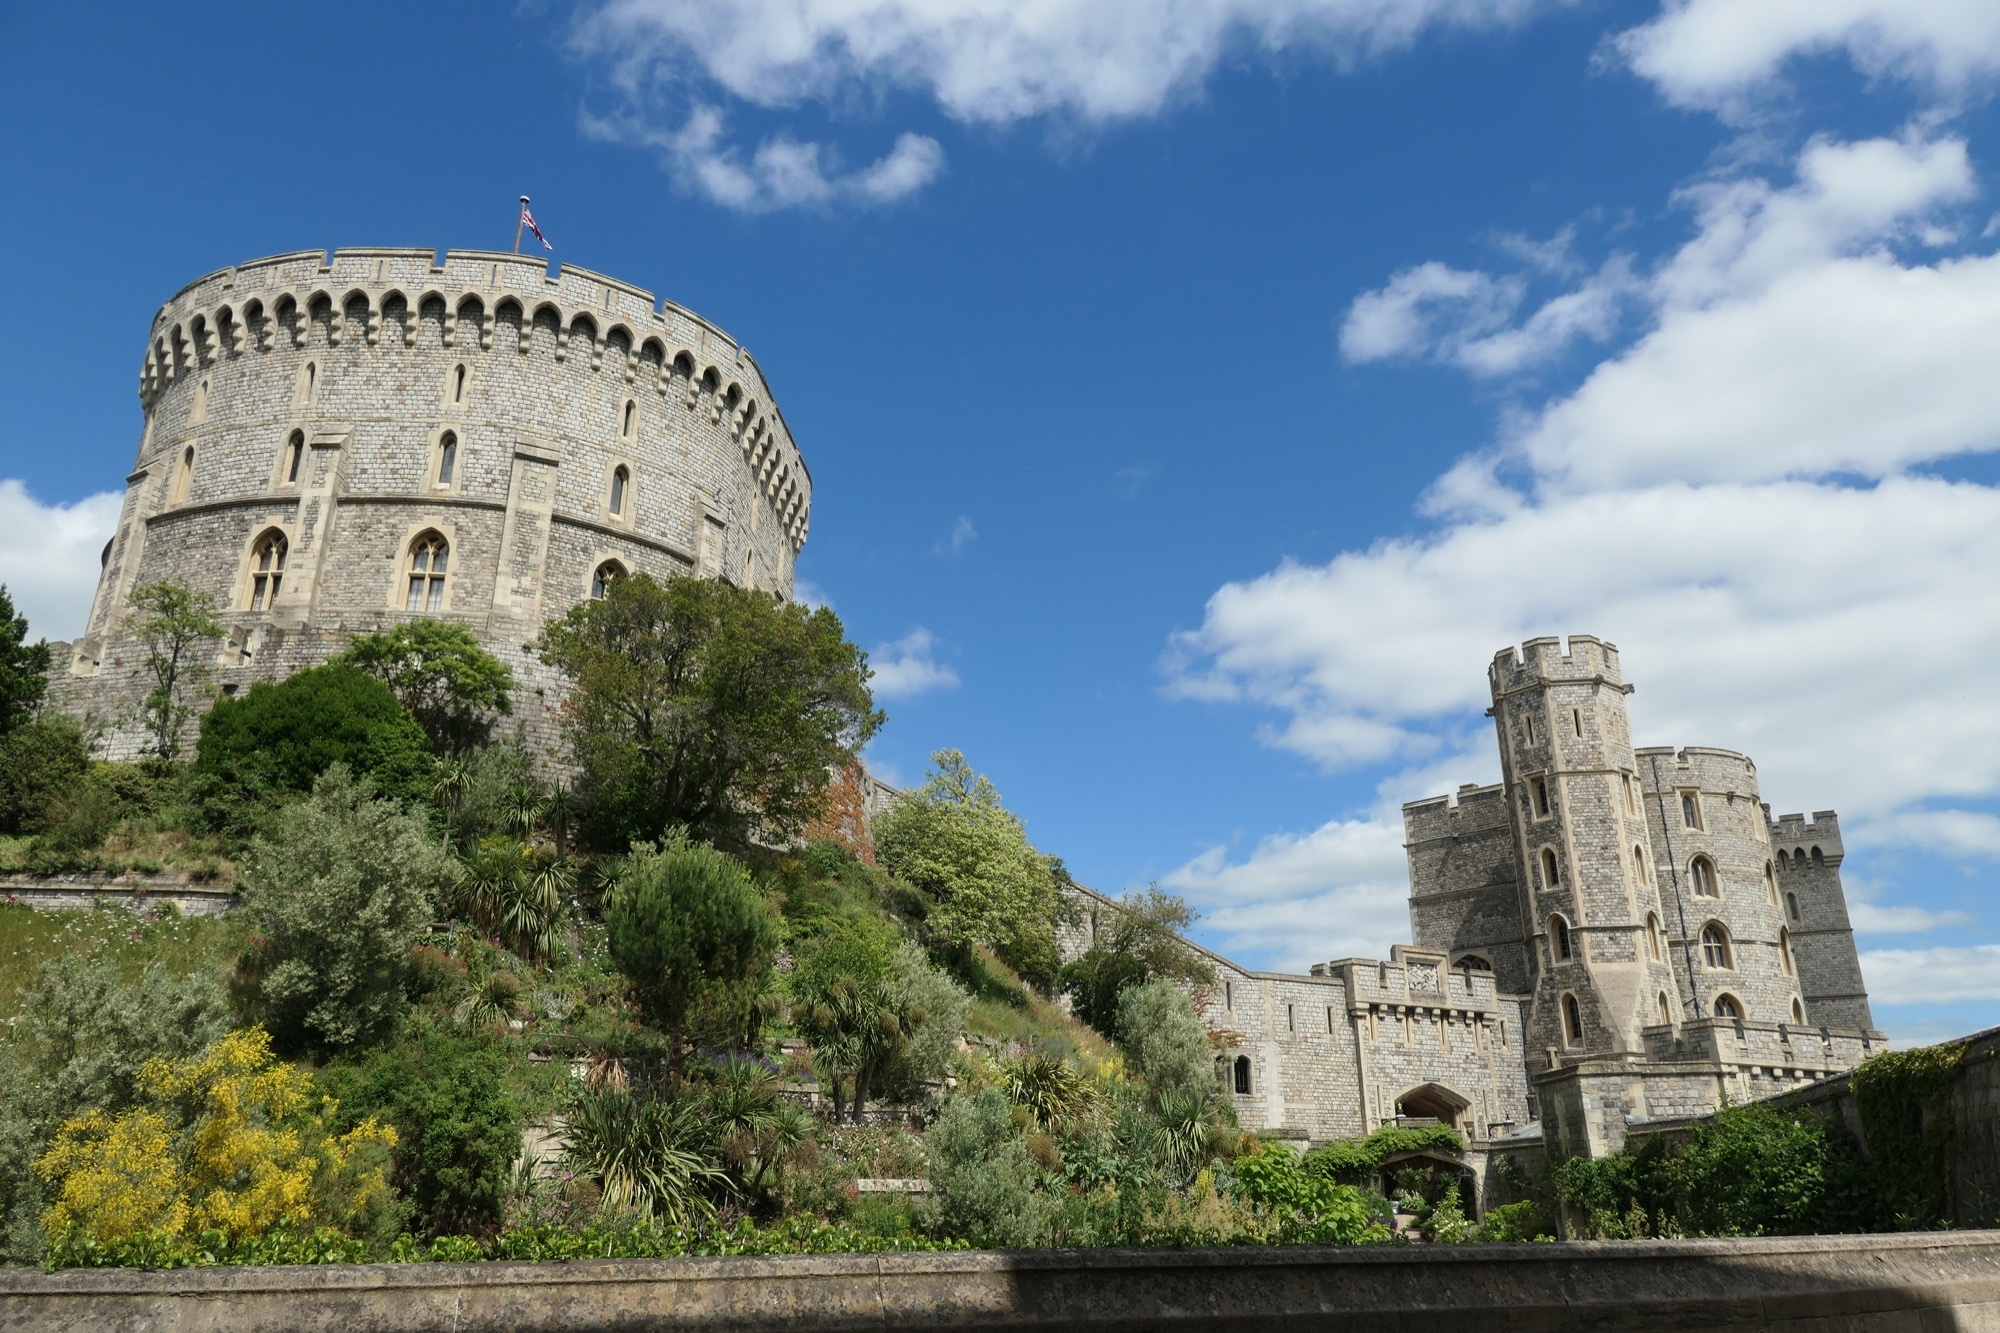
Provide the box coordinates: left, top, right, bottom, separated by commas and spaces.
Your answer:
1767, 811, 1873, 1032
59, 247, 811, 759
1487, 636, 1684, 1063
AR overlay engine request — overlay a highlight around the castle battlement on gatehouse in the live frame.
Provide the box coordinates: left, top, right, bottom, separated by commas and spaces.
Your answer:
59, 246, 812, 760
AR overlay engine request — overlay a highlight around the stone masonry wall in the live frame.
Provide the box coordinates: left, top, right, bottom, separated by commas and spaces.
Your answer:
55, 247, 809, 759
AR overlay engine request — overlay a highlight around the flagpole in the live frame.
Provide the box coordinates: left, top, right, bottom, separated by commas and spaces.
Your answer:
513, 196, 529, 255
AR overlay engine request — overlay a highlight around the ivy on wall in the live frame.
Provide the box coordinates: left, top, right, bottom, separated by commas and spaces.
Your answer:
1302, 1125, 1465, 1186
1852, 1041, 1967, 1227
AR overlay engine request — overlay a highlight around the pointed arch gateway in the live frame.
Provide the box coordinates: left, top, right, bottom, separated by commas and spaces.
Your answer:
1393, 1081, 1471, 1131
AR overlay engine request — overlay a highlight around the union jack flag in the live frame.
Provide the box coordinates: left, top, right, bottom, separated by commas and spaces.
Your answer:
521, 203, 552, 251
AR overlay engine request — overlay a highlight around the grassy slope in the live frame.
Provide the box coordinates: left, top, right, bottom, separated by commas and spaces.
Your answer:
0, 903, 245, 1018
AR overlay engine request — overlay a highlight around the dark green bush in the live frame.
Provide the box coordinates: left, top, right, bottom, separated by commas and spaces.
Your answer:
320, 1028, 525, 1238
196, 664, 432, 806
0, 714, 90, 835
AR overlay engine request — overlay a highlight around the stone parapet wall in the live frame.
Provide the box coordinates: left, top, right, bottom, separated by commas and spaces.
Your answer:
6, 1232, 2000, 1332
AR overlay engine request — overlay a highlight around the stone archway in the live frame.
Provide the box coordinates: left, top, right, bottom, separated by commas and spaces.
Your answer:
1394, 1081, 1470, 1131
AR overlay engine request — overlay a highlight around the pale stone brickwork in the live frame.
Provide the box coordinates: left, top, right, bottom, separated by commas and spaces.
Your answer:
54, 247, 809, 758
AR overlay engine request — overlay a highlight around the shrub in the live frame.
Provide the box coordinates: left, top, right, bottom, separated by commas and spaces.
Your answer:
1302, 1124, 1465, 1187
1232, 1138, 1390, 1245
1057, 886, 1214, 1035
36, 1028, 395, 1250
319, 1029, 525, 1238
560, 1085, 727, 1225
921, 1086, 1052, 1248
606, 835, 777, 1069
196, 664, 433, 806
0, 955, 230, 1263
232, 767, 453, 1055
0, 583, 52, 737
0, 714, 89, 835
1114, 979, 1217, 1108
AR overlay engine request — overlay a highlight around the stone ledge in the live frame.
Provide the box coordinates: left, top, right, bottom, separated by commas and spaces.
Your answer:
3, 1230, 1998, 1332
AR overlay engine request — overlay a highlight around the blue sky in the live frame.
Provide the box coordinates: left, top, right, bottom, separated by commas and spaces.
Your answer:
4, 1, 2000, 1045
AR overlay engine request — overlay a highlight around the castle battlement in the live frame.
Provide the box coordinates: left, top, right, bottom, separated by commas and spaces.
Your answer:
1401, 782, 1510, 843
1770, 811, 1844, 860
1489, 633, 1624, 696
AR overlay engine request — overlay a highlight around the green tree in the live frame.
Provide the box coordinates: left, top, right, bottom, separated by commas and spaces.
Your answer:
0, 955, 229, 1263
536, 573, 880, 850
232, 767, 453, 1055
792, 918, 905, 1122
128, 580, 222, 761
195, 663, 434, 806
873, 749, 1063, 987
0, 584, 51, 738
0, 714, 90, 835
335, 620, 515, 756
1115, 978, 1219, 1109
1059, 885, 1215, 1034
606, 834, 778, 1070
319, 1028, 524, 1238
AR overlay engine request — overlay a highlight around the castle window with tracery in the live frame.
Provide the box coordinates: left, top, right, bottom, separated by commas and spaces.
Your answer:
1690, 855, 1719, 897
1713, 994, 1742, 1020
1700, 923, 1732, 969
247, 531, 286, 611
406, 532, 448, 613
591, 559, 626, 600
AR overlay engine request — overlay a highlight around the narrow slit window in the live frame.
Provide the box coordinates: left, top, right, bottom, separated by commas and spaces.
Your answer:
1682, 792, 1701, 828
283, 431, 304, 485
609, 465, 629, 516
622, 399, 637, 438
436, 432, 457, 487
1658, 992, 1673, 1026
1532, 777, 1551, 817
452, 363, 467, 404
1562, 993, 1583, 1044
171, 446, 195, 503
1552, 914, 1573, 960
1572, 708, 1582, 738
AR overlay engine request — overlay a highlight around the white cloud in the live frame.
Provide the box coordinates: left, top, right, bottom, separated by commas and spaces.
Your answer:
577, 0, 1561, 128
581, 104, 942, 212
868, 627, 961, 700
0, 481, 120, 643
1171, 132, 2000, 922
931, 514, 977, 557
1341, 255, 1639, 376
1862, 945, 2000, 1005
1849, 903, 1973, 935
1616, 0, 2000, 118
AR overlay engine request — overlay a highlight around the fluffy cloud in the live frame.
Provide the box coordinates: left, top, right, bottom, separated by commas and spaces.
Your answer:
1616, 0, 2000, 116
1340, 256, 1638, 376
0, 481, 120, 643
1167, 133, 2000, 964
1861, 945, 2000, 1005
581, 105, 943, 212
931, 515, 977, 557
868, 627, 961, 700
576, 0, 1558, 127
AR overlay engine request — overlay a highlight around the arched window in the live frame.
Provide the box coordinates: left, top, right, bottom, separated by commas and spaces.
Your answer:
1810, 847, 1825, 868
1645, 912, 1663, 962
1540, 847, 1560, 891
1786, 892, 1800, 922
1713, 994, 1742, 1020
1778, 927, 1795, 976
1232, 1055, 1252, 1095
1632, 843, 1648, 886
247, 531, 286, 611
300, 361, 316, 404
171, 446, 195, 503
1551, 914, 1573, 961
1681, 792, 1703, 828
591, 560, 626, 599
191, 376, 210, 423
282, 431, 304, 485
1700, 923, 1732, 969
609, 465, 629, 516
1791, 997, 1806, 1024
405, 532, 448, 613
1562, 993, 1584, 1044
621, 399, 637, 438
435, 432, 457, 487
1690, 856, 1719, 898
1532, 777, 1551, 817
1765, 861, 1779, 905
1657, 992, 1673, 1026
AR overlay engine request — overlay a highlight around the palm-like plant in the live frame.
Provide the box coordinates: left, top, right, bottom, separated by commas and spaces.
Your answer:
459, 835, 570, 964
999, 1049, 1098, 1134
1147, 1089, 1222, 1188
429, 755, 475, 850
561, 1085, 726, 1224
796, 972, 904, 1123
455, 969, 523, 1031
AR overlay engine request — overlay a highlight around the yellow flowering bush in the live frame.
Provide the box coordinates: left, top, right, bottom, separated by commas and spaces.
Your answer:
37, 1028, 395, 1248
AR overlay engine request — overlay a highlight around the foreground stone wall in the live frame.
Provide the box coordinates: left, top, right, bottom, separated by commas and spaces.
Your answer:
5, 1231, 1999, 1332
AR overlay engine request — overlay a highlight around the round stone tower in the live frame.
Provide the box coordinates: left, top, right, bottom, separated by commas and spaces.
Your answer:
61, 247, 811, 758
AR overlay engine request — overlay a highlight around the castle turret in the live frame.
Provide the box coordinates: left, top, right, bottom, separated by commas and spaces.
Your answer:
1487, 636, 1679, 1062
1768, 811, 1872, 1031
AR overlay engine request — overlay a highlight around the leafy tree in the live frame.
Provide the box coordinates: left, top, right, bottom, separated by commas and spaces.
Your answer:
537, 573, 880, 849
1059, 885, 1215, 1034
232, 767, 453, 1055
873, 749, 1062, 987
792, 918, 904, 1122
921, 1085, 1053, 1248
0, 584, 51, 737
36, 1028, 396, 1251
0, 713, 90, 835
319, 1028, 524, 1238
336, 620, 515, 755
195, 663, 434, 807
128, 580, 222, 760
873, 941, 972, 1105
606, 834, 778, 1069
0, 955, 229, 1262
1115, 978, 1219, 1110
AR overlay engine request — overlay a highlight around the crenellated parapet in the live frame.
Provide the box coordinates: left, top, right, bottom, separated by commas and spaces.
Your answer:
136, 248, 810, 550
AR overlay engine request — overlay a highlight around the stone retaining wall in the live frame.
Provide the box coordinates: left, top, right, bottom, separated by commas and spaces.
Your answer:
4, 1231, 1998, 1332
